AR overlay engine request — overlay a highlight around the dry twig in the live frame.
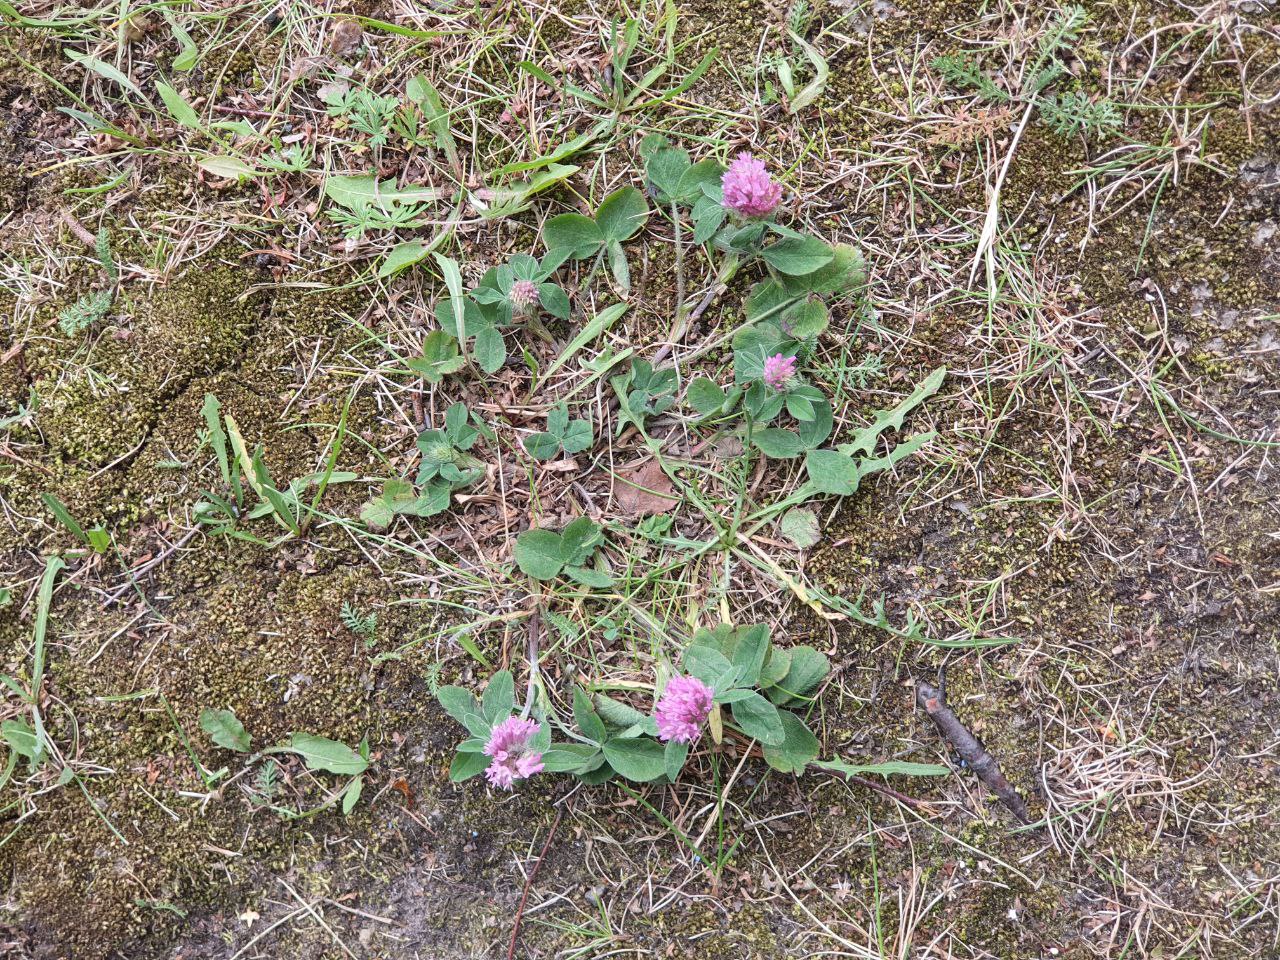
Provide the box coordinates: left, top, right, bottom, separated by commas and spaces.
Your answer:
916, 680, 1032, 824
507, 805, 564, 960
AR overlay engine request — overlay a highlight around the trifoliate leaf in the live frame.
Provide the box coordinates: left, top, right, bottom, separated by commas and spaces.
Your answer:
514, 528, 565, 580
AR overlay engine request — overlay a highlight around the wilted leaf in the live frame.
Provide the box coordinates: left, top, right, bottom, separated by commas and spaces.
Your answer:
329, 19, 363, 56
788, 32, 829, 113
198, 155, 257, 181
710, 436, 746, 459
815, 758, 950, 778
780, 508, 820, 548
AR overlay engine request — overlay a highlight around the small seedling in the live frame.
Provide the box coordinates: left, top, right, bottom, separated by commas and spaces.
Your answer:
544, 185, 650, 292
1040, 90, 1121, 138
341, 602, 378, 648
407, 331, 466, 383
415, 402, 482, 486
514, 517, 613, 587
322, 84, 399, 149
249, 759, 280, 805
39, 493, 109, 553
58, 227, 117, 336
933, 5, 1120, 140
359, 478, 450, 529
194, 394, 355, 540
611, 358, 677, 431
323, 173, 439, 239
199, 706, 369, 817
551, 17, 718, 118
770, 1, 830, 114
257, 139, 314, 174
360, 403, 483, 529
523, 403, 592, 461
402, 74, 459, 168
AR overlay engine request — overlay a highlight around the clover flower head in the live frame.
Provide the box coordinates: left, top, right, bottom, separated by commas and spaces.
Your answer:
510, 278, 540, 311
763, 353, 798, 391
655, 675, 714, 744
483, 716, 544, 789
721, 152, 783, 218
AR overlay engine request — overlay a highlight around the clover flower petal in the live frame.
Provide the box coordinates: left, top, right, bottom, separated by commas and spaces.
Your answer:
721, 152, 783, 218
483, 716, 543, 790
655, 675, 714, 744
763, 353, 798, 390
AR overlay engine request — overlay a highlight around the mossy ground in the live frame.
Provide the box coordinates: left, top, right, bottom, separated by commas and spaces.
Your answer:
1, 1, 1278, 958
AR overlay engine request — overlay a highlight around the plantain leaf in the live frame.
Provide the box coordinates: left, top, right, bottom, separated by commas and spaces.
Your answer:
288, 733, 369, 775
200, 708, 251, 752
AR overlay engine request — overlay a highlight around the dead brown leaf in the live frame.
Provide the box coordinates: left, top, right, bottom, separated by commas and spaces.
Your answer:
329, 19, 364, 57
614, 459, 679, 517
390, 778, 416, 809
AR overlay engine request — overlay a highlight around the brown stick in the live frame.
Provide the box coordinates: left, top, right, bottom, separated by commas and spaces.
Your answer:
103, 527, 201, 606
915, 681, 1031, 824
411, 390, 426, 431
815, 765, 933, 813
60, 210, 98, 250
507, 805, 563, 960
